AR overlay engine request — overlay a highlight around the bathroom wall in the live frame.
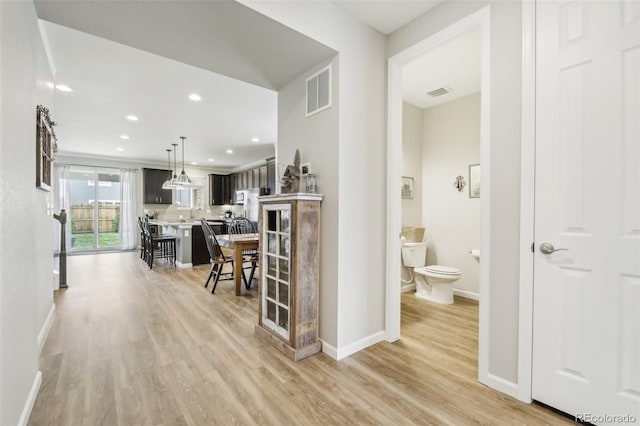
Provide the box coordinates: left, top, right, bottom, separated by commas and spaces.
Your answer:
402, 102, 423, 227
422, 92, 480, 295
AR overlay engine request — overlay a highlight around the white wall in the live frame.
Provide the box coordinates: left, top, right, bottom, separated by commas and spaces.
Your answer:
240, 1, 387, 353
422, 93, 480, 294
278, 57, 340, 345
389, 1, 522, 384
402, 102, 423, 227
0, 1, 55, 423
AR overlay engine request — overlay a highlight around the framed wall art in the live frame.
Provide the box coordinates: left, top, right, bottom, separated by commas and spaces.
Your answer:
36, 105, 57, 192
401, 176, 414, 199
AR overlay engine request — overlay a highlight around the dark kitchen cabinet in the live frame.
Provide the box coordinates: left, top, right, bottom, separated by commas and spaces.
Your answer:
252, 168, 260, 188
266, 159, 276, 195
143, 168, 172, 204
259, 166, 268, 188
244, 170, 252, 189
229, 174, 237, 204
192, 222, 227, 265
191, 225, 210, 265
209, 174, 232, 205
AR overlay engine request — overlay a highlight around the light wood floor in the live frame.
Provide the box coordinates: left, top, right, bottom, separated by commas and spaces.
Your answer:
29, 252, 570, 425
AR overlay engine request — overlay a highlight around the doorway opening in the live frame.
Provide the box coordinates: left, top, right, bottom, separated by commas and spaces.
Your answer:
386, 6, 494, 389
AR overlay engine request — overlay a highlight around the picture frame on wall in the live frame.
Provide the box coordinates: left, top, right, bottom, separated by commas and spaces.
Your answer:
469, 164, 481, 198
401, 176, 414, 199
36, 105, 56, 192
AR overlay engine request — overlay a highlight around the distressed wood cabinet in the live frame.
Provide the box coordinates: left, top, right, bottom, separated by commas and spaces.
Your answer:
255, 193, 323, 361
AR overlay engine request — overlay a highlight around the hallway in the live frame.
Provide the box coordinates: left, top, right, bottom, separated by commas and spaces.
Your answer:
29, 252, 570, 425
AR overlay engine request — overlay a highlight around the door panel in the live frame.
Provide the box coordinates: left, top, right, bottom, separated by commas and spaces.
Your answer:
532, 0, 640, 421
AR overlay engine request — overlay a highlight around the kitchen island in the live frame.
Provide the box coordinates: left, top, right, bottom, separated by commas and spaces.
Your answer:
149, 219, 228, 267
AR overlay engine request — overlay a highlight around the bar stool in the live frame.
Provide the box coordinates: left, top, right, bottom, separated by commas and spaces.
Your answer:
143, 217, 176, 269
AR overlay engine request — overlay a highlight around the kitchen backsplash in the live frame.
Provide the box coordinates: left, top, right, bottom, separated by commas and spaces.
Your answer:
143, 203, 244, 221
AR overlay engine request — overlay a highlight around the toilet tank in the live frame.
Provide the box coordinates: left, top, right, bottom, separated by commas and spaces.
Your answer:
401, 241, 427, 267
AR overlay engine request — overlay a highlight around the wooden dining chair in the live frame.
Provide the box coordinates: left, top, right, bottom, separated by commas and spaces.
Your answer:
137, 217, 146, 261
228, 216, 259, 288
200, 218, 234, 293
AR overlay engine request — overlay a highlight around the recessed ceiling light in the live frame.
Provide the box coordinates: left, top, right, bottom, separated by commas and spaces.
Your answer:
55, 84, 73, 92
120, 135, 130, 140
116, 147, 124, 152
251, 137, 260, 142
126, 115, 138, 121
190, 162, 198, 165
188, 93, 202, 101
207, 158, 215, 162
226, 149, 233, 154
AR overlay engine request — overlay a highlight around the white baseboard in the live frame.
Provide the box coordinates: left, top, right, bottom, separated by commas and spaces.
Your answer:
53, 269, 59, 291
453, 288, 479, 301
176, 261, 193, 268
321, 340, 338, 360
401, 283, 416, 293
480, 372, 519, 399
321, 331, 386, 361
38, 303, 56, 353
18, 370, 42, 426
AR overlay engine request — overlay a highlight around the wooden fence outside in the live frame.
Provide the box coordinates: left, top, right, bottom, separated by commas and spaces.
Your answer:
71, 205, 120, 234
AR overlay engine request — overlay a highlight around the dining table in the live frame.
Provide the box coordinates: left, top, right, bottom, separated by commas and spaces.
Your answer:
216, 233, 260, 296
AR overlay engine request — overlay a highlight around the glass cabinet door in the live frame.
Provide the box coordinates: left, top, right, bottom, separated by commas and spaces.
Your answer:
261, 203, 291, 339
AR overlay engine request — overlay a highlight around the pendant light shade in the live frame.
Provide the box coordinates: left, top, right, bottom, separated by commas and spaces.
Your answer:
161, 148, 173, 189
175, 136, 192, 186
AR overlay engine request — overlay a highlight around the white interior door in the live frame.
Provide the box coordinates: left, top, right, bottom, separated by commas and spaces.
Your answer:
532, 0, 640, 423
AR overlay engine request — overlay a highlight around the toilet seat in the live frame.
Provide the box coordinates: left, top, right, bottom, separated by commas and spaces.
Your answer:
415, 265, 460, 276
425, 265, 460, 275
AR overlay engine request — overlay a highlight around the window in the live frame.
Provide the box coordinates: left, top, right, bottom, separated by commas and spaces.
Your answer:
175, 177, 204, 209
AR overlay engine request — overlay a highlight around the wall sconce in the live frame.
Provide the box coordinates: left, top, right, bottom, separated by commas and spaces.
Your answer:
454, 175, 466, 192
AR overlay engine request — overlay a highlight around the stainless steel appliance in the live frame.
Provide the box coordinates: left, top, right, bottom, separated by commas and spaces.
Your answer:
242, 189, 259, 222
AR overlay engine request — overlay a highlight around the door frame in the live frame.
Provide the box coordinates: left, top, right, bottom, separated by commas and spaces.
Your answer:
385, 5, 498, 392
517, 0, 536, 403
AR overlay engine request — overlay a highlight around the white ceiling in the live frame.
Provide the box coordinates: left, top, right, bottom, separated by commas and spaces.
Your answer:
35, 0, 459, 169
42, 21, 278, 168
332, 0, 442, 35
34, 1, 337, 170
35, 0, 336, 90
402, 28, 481, 109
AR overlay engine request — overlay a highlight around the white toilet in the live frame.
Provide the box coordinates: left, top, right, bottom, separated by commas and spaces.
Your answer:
401, 240, 461, 305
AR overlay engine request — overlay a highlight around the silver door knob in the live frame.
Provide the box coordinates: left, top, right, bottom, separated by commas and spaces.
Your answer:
539, 243, 569, 255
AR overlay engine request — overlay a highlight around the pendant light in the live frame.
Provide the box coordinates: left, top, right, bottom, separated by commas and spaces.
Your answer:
175, 136, 192, 186
171, 142, 182, 189
161, 148, 173, 189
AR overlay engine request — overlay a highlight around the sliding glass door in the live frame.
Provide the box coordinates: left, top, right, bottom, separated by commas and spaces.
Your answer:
69, 166, 121, 251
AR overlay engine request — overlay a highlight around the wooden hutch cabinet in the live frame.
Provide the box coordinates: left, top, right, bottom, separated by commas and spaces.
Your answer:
255, 193, 323, 361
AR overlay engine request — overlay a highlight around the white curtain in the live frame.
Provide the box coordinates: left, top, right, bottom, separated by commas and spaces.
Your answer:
53, 164, 71, 254
119, 168, 137, 250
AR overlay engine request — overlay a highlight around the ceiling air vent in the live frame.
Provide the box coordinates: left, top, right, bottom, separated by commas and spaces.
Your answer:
426, 86, 452, 97
306, 64, 332, 117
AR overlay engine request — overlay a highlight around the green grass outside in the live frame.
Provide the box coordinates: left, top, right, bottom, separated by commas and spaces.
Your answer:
72, 232, 119, 249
